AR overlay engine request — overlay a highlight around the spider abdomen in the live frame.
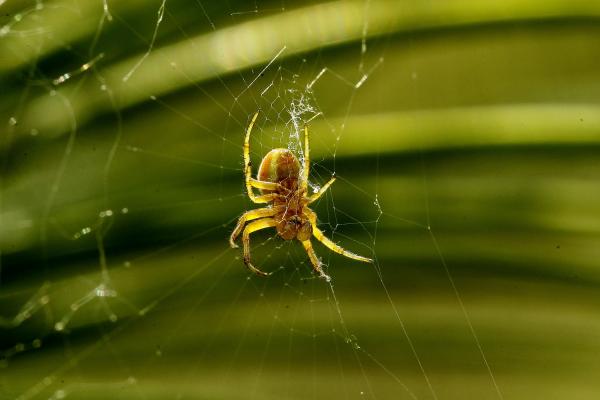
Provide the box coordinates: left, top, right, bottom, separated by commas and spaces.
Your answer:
257, 148, 300, 193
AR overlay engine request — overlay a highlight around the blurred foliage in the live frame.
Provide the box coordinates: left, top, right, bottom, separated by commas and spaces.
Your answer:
1, 0, 600, 399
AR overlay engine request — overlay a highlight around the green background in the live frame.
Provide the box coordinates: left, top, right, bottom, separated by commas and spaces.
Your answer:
1, 0, 600, 399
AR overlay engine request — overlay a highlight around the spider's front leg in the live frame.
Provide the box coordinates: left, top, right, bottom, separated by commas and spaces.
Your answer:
304, 208, 373, 264
242, 218, 278, 276
301, 240, 331, 282
230, 207, 278, 248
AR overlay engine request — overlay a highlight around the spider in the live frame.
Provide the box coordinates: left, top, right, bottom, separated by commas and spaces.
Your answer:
229, 112, 373, 281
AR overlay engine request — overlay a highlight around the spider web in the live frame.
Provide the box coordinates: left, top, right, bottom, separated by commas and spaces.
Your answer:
2, 1, 600, 400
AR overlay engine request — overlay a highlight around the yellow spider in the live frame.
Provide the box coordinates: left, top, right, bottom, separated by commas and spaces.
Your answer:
229, 112, 373, 281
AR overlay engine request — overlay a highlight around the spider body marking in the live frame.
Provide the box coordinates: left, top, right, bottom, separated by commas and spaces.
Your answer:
257, 149, 312, 241
230, 112, 373, 281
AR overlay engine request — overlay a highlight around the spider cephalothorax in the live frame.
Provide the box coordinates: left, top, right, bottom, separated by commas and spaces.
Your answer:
230, 112, 373, 281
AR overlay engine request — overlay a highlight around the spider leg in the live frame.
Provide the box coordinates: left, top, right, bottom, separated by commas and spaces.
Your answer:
249, 193, 282, 204
242, 218, 278, 276
301, 124, 310, 192
249, 178, 280, 191
243, 112, 291, 199
301, 240, 331, 281
307, 175, 336, 203
304, 208, 373, 264
230, 207, 279, 248
243, 112, 269, 204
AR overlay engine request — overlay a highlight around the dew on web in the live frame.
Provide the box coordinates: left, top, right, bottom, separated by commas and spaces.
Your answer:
5, 1, 590, 400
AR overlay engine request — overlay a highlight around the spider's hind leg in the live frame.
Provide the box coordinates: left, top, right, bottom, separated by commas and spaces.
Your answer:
301, 125, 310, 191
307, 175, 336, 204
